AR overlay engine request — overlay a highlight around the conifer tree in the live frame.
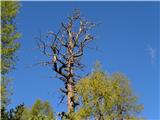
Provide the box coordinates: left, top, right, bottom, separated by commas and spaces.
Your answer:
1, 1, 20, 108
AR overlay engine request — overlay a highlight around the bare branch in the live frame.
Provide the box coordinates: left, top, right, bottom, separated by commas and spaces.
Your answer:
58, 95, 65, 105
60, 88, 67, 94
36, 32, 52, 57
37, 10, 98, 113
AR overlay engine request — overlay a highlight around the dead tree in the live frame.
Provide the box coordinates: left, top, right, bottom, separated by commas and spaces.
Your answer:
37, 10, 97, 114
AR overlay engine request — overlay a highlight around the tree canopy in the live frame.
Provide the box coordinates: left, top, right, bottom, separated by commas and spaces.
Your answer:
72, 65, 144, 120
22, 99, 55, 120
1, 99, 56, 120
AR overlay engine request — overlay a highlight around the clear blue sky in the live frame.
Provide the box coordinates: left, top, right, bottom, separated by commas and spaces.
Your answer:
8, 1, 159, 119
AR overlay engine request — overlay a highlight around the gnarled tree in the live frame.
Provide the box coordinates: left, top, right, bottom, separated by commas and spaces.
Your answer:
37, 10, 97, 115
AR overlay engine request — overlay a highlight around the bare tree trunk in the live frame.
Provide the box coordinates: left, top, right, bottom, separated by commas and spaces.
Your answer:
67, 39, 75, 113
67, 56, 74, 113
67, 76, 74, 113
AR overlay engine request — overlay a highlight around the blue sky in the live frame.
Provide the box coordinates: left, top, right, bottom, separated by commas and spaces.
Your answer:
8, 1, 159, 119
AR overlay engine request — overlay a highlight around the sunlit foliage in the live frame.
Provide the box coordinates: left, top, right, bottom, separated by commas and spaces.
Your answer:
72, 64, 144, 120
1, 1, 21, 107
22, 99, 55, 120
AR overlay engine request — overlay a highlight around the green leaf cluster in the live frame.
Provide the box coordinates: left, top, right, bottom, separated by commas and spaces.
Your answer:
21, 99, 55, 120
73, 67, 144, 120
1, 99, 56, 120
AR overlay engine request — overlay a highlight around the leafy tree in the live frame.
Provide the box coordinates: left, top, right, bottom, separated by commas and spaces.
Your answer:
22, 99, 55, 120
1, 1, 20, 108
1, 100, 55, 120
73, 65, 144, 120
37, 9, 97, 115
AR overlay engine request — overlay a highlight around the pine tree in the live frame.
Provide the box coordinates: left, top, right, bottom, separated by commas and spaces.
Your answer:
1, 1, 20, 108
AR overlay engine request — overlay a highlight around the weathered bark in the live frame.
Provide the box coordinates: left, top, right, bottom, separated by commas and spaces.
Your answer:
67, 78, 74, 113
67, 37, 75, 113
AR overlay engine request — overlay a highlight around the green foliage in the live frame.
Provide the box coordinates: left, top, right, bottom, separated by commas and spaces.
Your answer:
1, 100, 55, 120
1, 1, 20, 75
1, 1, 20, 108
21, 99, 55, 120
1, 76, 13, 109
74, 65, 144, 120
1, 104, 25, 120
